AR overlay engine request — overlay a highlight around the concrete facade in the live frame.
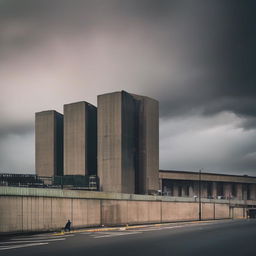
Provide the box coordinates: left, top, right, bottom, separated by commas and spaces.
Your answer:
1, 186, 253, 234
64, 102, 97, 176
97, 91, 159, 194
132, 94, 159, 194
160, 170, 256, 200
35, 110, 63, 177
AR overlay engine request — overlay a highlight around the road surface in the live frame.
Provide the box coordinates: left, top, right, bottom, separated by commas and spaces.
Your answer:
1, 219, 256, 256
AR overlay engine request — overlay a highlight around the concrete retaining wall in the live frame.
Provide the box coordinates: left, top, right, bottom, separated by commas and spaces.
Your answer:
0, 187, 253, 234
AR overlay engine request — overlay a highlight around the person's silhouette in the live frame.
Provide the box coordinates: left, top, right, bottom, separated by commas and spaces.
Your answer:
64, 219, 72, 232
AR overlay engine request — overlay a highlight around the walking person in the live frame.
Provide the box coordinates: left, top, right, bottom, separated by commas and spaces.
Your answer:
64, 219, 72, 232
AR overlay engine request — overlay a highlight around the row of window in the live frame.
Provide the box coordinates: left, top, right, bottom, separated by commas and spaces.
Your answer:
162, 180, 254, 200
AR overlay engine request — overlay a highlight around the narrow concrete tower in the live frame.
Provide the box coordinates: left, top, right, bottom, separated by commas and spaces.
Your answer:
35, 110, 63, 177
97, 91, 159, 194
64, 101, 97, 175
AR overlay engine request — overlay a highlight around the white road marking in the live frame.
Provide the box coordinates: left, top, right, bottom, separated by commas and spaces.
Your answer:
160, 225, 189, 229
11, 234, 74, 240
0, 238, 65, 245
93, 231, 142, 238
0, 242, 48, 251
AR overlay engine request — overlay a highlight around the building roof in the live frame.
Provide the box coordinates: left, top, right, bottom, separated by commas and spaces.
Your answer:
159, 169, 256, 184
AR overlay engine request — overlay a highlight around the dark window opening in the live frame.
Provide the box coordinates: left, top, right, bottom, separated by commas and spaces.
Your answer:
217, 183, 224, 196
207, 182, 212, 198
247, 185, 251, 200
232, 183, 237, 197
178, 185, 182, 197
185, 184, 189, 196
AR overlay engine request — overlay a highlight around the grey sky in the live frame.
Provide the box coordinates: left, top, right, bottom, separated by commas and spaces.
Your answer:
0, 0, 256, 175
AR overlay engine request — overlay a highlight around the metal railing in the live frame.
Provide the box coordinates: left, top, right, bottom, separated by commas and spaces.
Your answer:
0, 173, 99, 191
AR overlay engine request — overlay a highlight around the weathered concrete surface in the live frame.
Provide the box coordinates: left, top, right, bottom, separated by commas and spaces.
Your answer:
0, 187, 254, 233
160, 171, 256, 201
202, 203, 214, 220
98, 91, 159, 194
159, 170, 256, 184
162, 202, 198, 222
35, 110, 63, 176
64, 101, 97, 176
98, 92, 123, 193
133, 94, 159, 194
215, 204, 230, 219
232, 207, 244, 218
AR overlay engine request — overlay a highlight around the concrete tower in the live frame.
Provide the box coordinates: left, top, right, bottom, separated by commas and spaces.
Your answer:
132, 94, 159, 194
64, 101, 97, 176
97, 91, 159, 194
35, 110, 63, 177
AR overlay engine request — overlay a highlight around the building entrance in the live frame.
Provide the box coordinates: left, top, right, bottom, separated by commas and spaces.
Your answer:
247, 209, 256, 218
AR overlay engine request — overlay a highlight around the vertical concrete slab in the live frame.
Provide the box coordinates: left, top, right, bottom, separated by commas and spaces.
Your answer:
233, 207, 244, 219
31, 197, 39, 231
127, 201, 139, 224
212, 182, 217, 198
22, 197, 32, 232
161, 202, 198, 222
98, 92, 123, 192
0, 197, 23, 232
42, 197, 52, 229
35, 110, 63, 177
133, 94, 159, 194
38, 197, 44, 230
137, 201, 149, 223
202, 203, 214, 220
64, 101, 97, 175
189, 183, 194, 197
237, 184, 243, 200
87, 200, 101, 226
224, 183, 232, 198
51, 198, 72, 229
148, 201, 161, 223
72, 199, 87, 228
215, 204, 229, 219
121, 93, 137, 194
101, 200, 128, 225
173, 183, 179, 196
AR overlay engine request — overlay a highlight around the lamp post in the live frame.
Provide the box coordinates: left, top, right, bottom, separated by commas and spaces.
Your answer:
198, 169, 202, 221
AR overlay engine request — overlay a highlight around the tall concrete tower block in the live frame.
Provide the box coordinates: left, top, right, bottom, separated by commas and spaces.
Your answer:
98, 91, 159, 194
64, 101, 97, 176
132, 94, 159, 194
35, 110, 63, 177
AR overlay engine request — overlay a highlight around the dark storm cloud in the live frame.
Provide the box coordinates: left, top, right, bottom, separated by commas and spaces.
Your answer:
0, 122, 33, 139
156, 1, 256, 125
0, 0, 256, 174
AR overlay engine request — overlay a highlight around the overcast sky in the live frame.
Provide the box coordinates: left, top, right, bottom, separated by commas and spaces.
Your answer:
0, 0, 256, 175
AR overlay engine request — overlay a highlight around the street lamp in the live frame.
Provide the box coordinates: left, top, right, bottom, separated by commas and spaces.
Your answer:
198, 169, 202, 221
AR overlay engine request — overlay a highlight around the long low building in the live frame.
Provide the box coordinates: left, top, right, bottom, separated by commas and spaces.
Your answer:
159, 170, 256, 200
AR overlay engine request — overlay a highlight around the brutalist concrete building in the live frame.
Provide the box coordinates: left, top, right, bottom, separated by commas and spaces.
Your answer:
35, 91, 159, 194
35, 110, 63, 177
159, 170, 256, 200
63, 101, 97, 176
97, 91, 159, 194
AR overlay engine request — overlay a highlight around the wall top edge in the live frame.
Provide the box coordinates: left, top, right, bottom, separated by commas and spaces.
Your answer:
1, 187, 255, 205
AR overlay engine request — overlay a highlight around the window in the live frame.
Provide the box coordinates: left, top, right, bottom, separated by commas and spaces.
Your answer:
232, 183, 237, 197
207, 182, 212, 198
217, 183, 224, 196
178, 185, 182, 197
247, 185, 251, 200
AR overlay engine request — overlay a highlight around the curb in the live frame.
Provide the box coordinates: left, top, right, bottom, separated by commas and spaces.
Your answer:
52, 219, 229, 236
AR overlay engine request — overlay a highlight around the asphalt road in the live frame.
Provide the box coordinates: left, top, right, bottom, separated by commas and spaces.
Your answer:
1, 219, 256, 256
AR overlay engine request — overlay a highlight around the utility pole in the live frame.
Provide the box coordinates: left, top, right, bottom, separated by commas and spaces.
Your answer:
198, 169, 202, 221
